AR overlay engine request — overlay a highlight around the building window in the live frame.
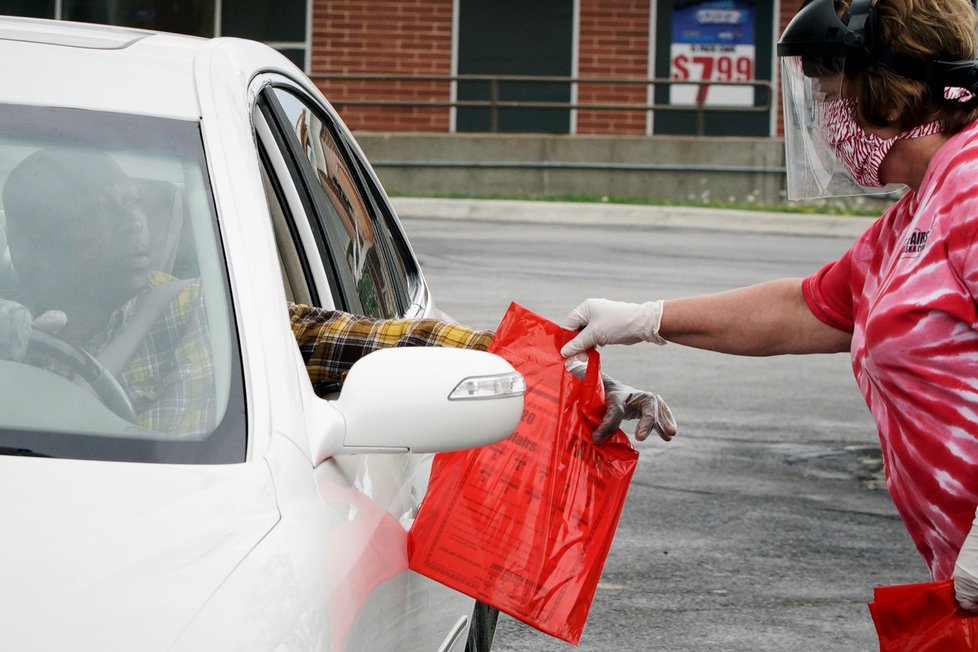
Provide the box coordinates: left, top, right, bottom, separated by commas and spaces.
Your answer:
0, 0, 54, 18
62, 0, 214, 36
220, 0, 308, 69
455, 0, 574, 134
0, 0, 309, 71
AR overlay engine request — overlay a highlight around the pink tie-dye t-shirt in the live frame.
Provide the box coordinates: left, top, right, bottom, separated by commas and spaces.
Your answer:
803, 120, 978, 580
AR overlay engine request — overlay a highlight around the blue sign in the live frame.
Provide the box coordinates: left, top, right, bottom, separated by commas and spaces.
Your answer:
672, 0, 755, 47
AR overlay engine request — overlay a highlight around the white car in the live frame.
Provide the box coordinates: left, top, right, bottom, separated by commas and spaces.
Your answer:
0, 16, 523, 651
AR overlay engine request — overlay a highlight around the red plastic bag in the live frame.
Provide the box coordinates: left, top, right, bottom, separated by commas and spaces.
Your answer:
407, 302, 639, 645
869, 579, 978, 651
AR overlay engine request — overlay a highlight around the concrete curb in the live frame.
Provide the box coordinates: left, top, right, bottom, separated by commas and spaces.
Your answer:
391, 197, 877, 239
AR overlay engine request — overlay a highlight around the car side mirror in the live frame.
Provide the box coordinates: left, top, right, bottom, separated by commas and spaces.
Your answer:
313, 347, 524, 462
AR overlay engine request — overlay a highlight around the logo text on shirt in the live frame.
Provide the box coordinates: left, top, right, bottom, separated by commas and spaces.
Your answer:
904, 229, 929, 255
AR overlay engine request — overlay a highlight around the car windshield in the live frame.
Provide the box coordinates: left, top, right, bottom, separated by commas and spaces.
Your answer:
0, 103, 245, 464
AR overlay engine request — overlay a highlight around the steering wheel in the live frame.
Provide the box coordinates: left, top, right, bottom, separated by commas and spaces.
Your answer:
25, 330, 137, 423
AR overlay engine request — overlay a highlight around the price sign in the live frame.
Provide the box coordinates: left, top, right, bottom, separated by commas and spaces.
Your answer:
669, 1, 756, 107
670, 43, 755, 106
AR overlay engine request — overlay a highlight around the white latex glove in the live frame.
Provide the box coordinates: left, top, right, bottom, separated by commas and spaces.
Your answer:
954, 509, 978, 611
0, 299, 66, 362
561, 298, 666, 358
567, 360, 678, 444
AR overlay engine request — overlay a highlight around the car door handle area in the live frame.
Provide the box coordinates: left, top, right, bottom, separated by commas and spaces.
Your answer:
437, 614, 470, 652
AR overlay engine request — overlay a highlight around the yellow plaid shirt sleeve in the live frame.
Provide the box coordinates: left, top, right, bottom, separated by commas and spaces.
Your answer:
289, 302, 494, 394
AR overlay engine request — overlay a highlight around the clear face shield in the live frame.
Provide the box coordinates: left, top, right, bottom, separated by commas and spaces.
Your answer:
781, 55, 907, 200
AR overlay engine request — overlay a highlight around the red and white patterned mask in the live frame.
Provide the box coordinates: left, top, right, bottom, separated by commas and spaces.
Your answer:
817, 97, 942, 187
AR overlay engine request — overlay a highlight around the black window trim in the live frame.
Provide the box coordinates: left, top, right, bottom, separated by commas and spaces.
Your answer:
256, 89, 355, 312
262, 82, 414, 317
255, 140, 323, 307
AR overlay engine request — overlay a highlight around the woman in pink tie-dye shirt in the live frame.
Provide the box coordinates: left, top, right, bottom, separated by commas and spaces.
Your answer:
560, 0, 978, 610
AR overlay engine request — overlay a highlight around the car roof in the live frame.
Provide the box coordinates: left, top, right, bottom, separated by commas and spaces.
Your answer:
0, 15, 154, 49
0, 16, 296, 121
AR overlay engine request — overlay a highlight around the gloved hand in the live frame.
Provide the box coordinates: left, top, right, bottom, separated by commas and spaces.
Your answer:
567, 360, 678, 444
561, 298, 666, 358
954, 509, 978, 610
0, 299, 66, 362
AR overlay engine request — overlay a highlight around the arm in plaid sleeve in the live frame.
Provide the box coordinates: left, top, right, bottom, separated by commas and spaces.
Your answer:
289, 302, 494, 394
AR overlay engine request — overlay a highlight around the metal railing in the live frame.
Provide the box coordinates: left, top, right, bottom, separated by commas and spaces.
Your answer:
310, 73, 775, 136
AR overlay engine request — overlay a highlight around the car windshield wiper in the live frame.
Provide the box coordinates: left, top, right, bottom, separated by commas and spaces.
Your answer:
0, 446, 55, 458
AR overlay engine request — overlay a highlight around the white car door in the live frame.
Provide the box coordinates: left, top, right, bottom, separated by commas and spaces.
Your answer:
250, 74, 479, 651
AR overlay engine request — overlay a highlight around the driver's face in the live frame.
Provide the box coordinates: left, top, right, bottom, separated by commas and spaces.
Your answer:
54, 180, 151, 304
76, 182, 149, 299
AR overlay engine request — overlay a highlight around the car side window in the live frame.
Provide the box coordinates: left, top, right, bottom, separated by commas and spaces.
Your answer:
346, 151, 424, 307
268, 87, 401, 319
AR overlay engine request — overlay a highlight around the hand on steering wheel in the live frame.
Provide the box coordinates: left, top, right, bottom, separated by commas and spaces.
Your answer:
26, 330, 137, 423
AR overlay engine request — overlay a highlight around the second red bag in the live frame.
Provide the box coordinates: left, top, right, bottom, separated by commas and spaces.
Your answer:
407, 302, 639, 645
869, 579, 978, 651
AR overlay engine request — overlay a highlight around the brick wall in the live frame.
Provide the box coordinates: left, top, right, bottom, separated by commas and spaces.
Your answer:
776, 0, 792, 137
309, 0, 454, 132
577, 0, 650, 135
310, 0, 791, 137
310, 0, 657, 135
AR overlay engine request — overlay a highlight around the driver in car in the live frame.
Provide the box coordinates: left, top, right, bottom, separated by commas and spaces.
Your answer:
0, 147, 214, 435
0, 147, 678, 444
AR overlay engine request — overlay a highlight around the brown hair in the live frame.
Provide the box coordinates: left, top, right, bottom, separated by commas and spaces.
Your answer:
846, 0, 978, 133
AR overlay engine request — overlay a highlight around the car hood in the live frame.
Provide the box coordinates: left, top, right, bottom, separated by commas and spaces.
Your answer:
0, 456, 279, 650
